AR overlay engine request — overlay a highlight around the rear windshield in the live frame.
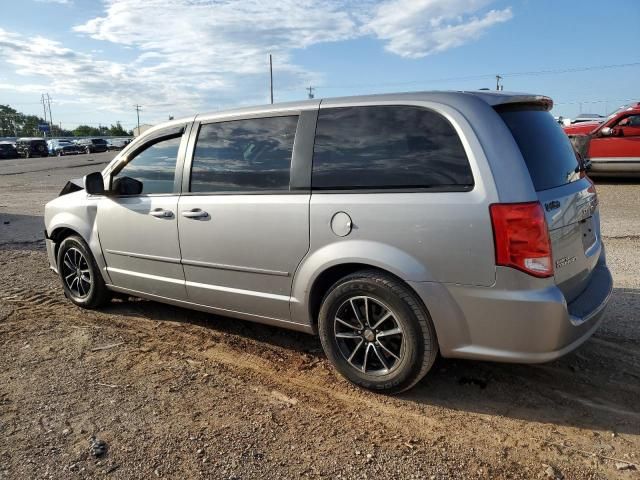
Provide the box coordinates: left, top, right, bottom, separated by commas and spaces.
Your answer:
498, 107, 580, 191
92, 139, 107, 145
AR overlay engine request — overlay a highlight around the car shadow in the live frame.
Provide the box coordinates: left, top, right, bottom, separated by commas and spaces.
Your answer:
0, 213, 46, 247
104, 286, 640, 435
591, 176, 640, 185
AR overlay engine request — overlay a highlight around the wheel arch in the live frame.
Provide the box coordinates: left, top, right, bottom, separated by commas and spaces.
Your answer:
46, 210, 110, 284
291, 241, 436, 333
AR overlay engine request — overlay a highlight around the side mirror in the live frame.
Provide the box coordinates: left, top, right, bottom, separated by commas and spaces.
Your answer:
112, 176, 143, 195
84, 172, 105, 195
600, 127, 613, 137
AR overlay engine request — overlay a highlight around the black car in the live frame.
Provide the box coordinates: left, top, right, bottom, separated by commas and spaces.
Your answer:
0, 141, 18, 159
75, 138, 108, 154
48, 139, 83, 156
106, 138, 132, 151
16, 138, 49, 158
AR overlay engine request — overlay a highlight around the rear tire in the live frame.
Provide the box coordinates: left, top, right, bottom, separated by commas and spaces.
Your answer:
318, 270, 438, 394
57, 235, 111, 309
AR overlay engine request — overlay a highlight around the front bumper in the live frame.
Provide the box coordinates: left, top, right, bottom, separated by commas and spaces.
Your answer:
45, 236, 58, 273
410, 253, 613, 363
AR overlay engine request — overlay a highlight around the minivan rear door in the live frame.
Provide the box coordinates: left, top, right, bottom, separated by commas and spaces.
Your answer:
177, 109, 316, 322
498, 106, 601, 302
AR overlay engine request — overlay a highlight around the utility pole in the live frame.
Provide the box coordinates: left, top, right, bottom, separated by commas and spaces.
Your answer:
495, 75, 503, 91
306, 86, 315, 99
46, 93, 53, 135
134, 104, 142, 133
40, 94, 48, 137
269, 54, 274, 104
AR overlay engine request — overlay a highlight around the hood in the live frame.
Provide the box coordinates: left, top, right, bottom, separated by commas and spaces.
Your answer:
563, 122, 601, 135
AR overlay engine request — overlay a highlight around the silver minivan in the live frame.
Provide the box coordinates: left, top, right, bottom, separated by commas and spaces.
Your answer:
44, 91, 613, 393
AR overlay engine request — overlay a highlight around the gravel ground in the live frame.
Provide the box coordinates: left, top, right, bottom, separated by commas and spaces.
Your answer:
0, 154, 639, 479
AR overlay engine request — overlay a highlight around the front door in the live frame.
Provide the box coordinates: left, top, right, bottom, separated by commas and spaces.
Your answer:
97, 125, 189, 299
589, 113, 640, 168
177, 114, 310, 321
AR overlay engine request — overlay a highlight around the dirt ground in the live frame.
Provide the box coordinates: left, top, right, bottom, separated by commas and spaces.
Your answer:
0, 154, 639, 479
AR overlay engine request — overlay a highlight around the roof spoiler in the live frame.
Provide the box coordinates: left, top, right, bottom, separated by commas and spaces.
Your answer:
467, 92, 554, 111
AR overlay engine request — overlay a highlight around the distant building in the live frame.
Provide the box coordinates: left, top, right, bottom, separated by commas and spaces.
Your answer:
133, 124, 153, 137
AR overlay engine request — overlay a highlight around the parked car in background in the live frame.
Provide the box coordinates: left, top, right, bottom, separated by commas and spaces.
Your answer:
75, 138, 108, 154
571, 113, 605, 125
564, 102, 640, 176
44, 91, 612, 393
0, 141, 18, 159
16, 138, 49, 158
47, 139, 82, 156
107, 138, 131, 151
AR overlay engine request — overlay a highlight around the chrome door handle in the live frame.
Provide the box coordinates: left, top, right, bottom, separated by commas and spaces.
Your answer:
150, 208, 173, 218
181, 208, 209, 219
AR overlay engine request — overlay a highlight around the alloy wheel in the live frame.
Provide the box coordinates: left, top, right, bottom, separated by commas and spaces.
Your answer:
333, 296, 404, 375
61, 247, 92, 298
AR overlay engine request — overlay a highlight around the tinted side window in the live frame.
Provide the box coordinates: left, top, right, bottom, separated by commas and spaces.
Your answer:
113, 135, 181, 194
312, 106, 473, 190
190, 116, 298, 193
498, 108, 580, 191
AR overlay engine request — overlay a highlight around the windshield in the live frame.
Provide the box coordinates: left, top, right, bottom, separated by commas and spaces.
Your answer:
498, 107, 581, 191
606, 102, 639, 118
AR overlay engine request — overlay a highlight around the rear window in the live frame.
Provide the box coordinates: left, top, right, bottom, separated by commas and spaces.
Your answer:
92, 139, 107, 145
498, 107, 580, 191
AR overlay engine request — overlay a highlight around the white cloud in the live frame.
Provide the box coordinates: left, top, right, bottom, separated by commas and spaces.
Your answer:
35, 0, 72, 4
0, 0, 511, 122
366, 0, 512, 58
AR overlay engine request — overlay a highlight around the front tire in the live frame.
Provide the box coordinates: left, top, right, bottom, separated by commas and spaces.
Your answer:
318, 270, 438, 394
57, 235, 111, 309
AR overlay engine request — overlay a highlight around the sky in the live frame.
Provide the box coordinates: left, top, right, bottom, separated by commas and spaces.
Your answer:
0, 0, 638, 131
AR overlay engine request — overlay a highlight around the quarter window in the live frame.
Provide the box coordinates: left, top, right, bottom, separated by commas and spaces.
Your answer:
113, 134, 182, 194
312, 106, 473, 190
190, 116, 298, 193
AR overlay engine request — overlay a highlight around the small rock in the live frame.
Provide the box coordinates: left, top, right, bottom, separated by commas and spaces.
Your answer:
355, 450, 361, 456
616, 462, 636, 471
542, 464, 563, 479
62, 428, 71, 436
196, 448, 204, 455
89, 436, 107, 458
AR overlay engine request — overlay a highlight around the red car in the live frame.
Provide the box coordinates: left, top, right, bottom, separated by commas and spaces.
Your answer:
564, 102, 640, 176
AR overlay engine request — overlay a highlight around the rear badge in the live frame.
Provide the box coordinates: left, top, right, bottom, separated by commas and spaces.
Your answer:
556, 256, 577, 269
545, 200, 561, 212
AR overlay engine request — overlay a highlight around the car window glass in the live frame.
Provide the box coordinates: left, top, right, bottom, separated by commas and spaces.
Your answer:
624, 115, 640, 127
498, 108, 580, 191
312, 106, 473, 190
113, 135, 181, 194
190, 116, 298, 192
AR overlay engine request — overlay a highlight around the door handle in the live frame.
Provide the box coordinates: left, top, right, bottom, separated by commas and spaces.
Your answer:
181, 208, 209, 219
150, 208, 173, 218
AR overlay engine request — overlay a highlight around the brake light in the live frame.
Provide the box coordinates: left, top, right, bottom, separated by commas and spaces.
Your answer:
490, 202, 553, 278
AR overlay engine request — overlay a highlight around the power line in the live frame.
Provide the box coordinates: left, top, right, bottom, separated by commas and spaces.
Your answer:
284, 61, 640, 92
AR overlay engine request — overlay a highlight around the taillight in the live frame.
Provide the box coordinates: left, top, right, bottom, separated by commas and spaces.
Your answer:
490, 202, 553, 278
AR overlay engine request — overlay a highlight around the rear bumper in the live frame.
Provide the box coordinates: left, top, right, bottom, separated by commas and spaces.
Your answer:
411, 254, 613, 363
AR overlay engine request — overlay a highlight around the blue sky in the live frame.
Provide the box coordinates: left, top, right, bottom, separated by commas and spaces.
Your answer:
0, 0, 638, 130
